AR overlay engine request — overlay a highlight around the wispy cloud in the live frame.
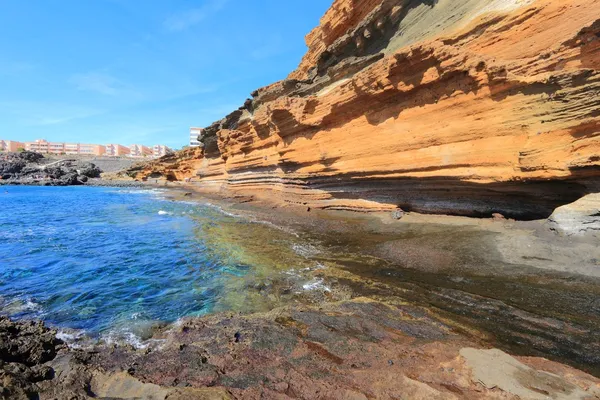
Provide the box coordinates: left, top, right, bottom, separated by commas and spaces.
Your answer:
69, 72, 130, 96
164, 0, 228, 32
0, 101, 105, 126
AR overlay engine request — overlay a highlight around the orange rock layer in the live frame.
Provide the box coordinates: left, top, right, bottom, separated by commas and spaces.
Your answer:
133, 0, 600, 219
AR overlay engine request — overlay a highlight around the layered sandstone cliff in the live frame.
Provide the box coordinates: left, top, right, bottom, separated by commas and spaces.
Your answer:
132, 0, 600, 219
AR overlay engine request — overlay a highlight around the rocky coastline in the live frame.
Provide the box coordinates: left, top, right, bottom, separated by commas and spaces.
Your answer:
0, 151, 102, 186
125, 0, 600, 220
3, 0, 600, 398
0, 151, 144, 187
2, 186, 599, 399
3, 300, 600, 400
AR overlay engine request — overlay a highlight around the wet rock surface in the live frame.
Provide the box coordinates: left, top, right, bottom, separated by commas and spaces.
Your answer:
0, 152, 104, 186
3, 300, 600, 399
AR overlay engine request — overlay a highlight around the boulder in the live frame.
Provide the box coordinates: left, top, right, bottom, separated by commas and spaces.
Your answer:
391, 208, 405, 220
548, 194, 600, 236
59, 173, 81, 186
45, 166, 65, 179
78, 163, 102, 178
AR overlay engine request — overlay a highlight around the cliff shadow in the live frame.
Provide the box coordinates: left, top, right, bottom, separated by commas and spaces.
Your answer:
304, 174, 594, 220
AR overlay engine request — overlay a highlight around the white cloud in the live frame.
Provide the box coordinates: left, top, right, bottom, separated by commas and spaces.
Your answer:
163, 0, 228, 32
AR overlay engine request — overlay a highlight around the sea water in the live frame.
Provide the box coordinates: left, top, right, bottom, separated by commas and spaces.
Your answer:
0, 186, 316, 345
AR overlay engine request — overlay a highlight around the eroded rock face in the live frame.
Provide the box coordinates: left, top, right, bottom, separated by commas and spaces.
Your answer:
548, 193, 600, 236
130, 0, 600, 219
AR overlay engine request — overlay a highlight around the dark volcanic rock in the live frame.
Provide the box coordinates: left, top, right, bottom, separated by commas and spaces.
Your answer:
77, 163, 102, 178
0, 317, 63, 399
0, 152, 104, 186
0, 318, 62, 365
59, 172, 81, 186
45, 165, 66, 179
0, 152, 43, 176
0, 160, 26, 175
18, 152, 44, 163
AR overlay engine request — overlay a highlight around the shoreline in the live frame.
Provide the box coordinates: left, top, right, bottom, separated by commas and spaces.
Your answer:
2, 183, 600, 398
156, 181, 600, 278
105, 182, 600, 373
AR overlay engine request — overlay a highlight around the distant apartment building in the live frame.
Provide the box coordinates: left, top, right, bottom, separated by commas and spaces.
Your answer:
64, 143, 80, 155
0, 140, 25, 152
129, 144, 153, 158
190, 127, 203, 147
25, 139, 105, 155
105, 144, 130, 157
25, 139, 50, 153
79, 144, 106, 156
48, 142, 65, 154
153, 145, 173, 158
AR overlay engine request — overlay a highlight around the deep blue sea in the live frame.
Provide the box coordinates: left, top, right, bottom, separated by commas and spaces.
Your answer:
0, 186, 294, 345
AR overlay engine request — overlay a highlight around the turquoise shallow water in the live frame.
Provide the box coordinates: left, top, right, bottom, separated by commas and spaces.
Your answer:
0, 186, 256, 341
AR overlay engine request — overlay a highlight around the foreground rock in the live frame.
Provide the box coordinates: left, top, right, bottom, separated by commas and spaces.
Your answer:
0, 152, 102, 186
126, 0, 599, 220
3, 299, 600, 399
548, 193, 600, 236
0, 317, 63, 399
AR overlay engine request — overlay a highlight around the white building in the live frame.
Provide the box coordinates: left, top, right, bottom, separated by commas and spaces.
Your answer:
129, 144, 153, 158
105, 144, 130, 157
153, 145, 173, 158
190, 127, 203, 147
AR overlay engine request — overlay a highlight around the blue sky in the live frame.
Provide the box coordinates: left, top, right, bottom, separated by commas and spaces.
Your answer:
0, 0, 329, 149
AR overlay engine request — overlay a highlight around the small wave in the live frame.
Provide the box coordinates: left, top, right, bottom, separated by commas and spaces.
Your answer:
157, 210, 173, 216
250, 219, 300, 238
302, 278, 331, 293
24, 299, 40, 311
101, 330, 149, 349
56, 329, 91, 349
1, 298, 42, 316
101, 328, 166, 350
201, 202, 241, 218
283, 269, 302, 278
111, 188, 167, 196
302, 262, 327, 272
292, 243, 321, 258
56, 330, 85, 342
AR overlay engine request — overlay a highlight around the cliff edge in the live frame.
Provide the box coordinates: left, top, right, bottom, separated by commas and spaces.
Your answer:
131, 0, 600, 219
